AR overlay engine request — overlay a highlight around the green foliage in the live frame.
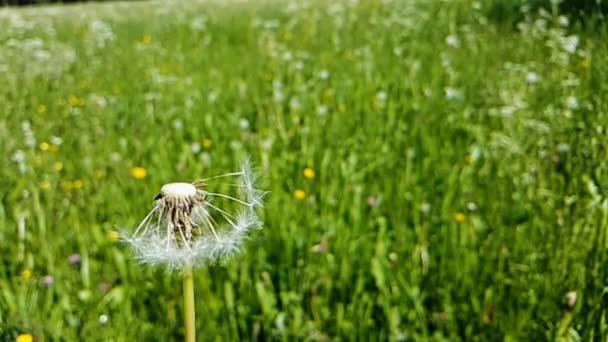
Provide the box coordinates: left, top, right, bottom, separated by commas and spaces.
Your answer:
0, 0, 607, 340
486, 0, 608, 25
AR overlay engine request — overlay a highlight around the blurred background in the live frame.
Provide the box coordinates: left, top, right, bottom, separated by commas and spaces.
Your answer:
1, 0, 608, 340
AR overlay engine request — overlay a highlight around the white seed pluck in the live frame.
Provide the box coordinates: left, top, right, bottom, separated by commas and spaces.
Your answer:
124, 160, 265, 269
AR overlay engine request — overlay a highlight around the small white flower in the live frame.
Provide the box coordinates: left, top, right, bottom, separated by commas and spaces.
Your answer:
318, 69, 330, 80
444, 87, 463, 100
376, 91, 387, 103
190, 16, 207, 32
239, 118, 250, 130
99, 314, 109, 325
51, 136, 63, 145
289, 97, 301, 111
562, 35, 579, 54
317, 105, 328, 116
446, 34, 460, 48
526, 72, 540, 84
557, 143, 570, 153
124, 160, 265, 269
207, 91, 218, 103
190, 143, 201, 154
566, 96, 579, 109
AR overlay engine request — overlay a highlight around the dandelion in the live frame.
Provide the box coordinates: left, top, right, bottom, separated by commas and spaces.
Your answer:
37, 104, 46, 113
294, 189, 306, 200
68, 95, 85, 107
16, 334, 33, 342
40, 180, 51, 190
21, 269, 32, 280
303, 167, 315, 179
131, 167, 147, 180
141, 34, 152, 45
202, 138, 212, 149
54, 162, 63, 171
107, 230, 120, 242
72, 179, 83, 189
123, 159, 265, 341
40, 142, 50, 151
454, 212, 466, 223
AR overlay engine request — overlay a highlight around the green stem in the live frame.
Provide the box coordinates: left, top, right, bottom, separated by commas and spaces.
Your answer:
183, 264, 196, 342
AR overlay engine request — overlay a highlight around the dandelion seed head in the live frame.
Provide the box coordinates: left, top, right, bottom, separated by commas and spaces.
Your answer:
125, 160, 264, 270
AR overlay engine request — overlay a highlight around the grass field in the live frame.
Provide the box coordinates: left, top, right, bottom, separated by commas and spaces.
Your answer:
1, 0, 608, 340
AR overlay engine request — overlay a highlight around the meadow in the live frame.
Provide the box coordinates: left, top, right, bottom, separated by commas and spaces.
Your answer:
1, 0, 608, 340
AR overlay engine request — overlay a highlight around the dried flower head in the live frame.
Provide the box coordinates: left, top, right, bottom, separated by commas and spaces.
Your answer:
124, 159, 265, 269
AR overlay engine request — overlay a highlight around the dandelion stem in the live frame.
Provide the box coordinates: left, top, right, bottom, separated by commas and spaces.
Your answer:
183, 263, 196, 342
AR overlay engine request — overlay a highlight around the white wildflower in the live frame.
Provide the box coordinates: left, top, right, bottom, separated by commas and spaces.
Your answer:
89, 20, 115, 48
239, 118, 250, 130
526, 72, 540, 84
12, 150, 26, 174
446, 34, 460, 48
190, 143, 201, 154
124, 160, 265, 269
50, 136, 63, 146
318, 69, 330, 80
376, 91, 387, 103
444, 87, 463, 100
317, 105, 328, 116
561, 35, 579, 54
566, 96, 579, 110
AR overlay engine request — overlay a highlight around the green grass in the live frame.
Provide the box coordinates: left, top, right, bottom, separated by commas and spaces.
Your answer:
1, 0, 608, 340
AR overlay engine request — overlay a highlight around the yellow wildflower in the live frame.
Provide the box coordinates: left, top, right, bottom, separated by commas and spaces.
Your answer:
95, 169, 106, 179
69, 95, 85, 107
37, 104, 47, 113
303, 167, 315, 179
72, 180, 83, 189
131, 167, 147, 180
39, 142, 50, 151
202, 138, 212, 149
49, 144, 59, 153
16, 334, 34, 342
580, 59, 591, 70
63, 181, 74, 191
294, 189, 306, 200
454, 212, 466, 223
33, 156, 43, 166
464, 154, 473, 164
21, 269, 32, 281
142, 35, 152, 45
40, 180, 51, 190
54, 162, 64, 171
338, 103, 346, 113
107, 230, 120, 242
